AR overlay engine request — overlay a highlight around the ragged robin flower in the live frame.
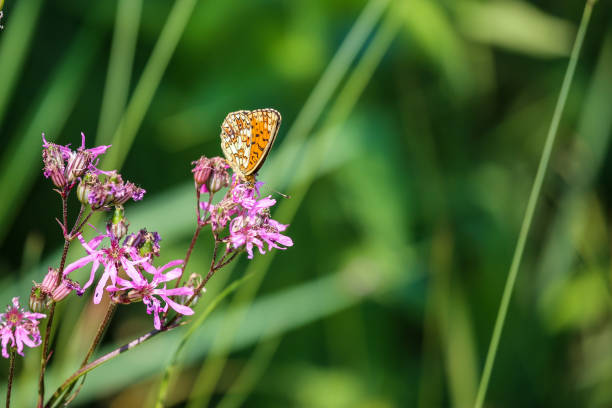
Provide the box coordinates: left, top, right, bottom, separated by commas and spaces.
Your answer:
106, 259, 195, 330
201, 180, 293, 258
0, 297, 45, 358
62, 225, 151, 304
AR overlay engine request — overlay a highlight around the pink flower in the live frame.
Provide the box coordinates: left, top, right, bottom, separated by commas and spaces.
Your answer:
107, 260, 195, 330
63, 226, 151, 304
201, 181, 293, 259
0, 297, 45, 358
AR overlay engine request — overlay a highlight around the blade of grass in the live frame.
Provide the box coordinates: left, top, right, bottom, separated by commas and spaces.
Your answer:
154, 270, 253, 408
265, 0, 390, 188
474, 1, 597, 407
214, 336, 282, 408
95, 0, 142, 146
0, 22, 102, 243
101, 0, 197, 170
0, 0, 43, 130
185, 4, 403, 407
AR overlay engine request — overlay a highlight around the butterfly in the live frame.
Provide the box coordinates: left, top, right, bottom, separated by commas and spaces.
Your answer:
220, 108, 282, 183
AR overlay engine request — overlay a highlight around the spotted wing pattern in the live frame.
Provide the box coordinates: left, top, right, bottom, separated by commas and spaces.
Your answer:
220, 108, 281, 180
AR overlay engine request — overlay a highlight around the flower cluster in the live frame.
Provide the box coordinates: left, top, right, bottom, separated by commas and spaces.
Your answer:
192, 156, 231, 193
107, 260, 195, 330
196, 158, 293, 259
0, 298, 45, 358
62, 225, 195, 328
42, 132, 110, 190
42, 133, 144, 209
77, 171, 145, 210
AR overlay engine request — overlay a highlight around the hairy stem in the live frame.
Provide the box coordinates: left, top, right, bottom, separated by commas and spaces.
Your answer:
6, 349, 15, 408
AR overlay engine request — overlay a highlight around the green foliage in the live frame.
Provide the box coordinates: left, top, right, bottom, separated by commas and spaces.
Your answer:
0, 0, 611, 407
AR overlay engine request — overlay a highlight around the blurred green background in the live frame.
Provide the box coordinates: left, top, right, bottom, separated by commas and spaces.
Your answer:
0, 0, 611, 406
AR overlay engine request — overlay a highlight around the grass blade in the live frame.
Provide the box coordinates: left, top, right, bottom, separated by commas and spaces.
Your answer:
101, 0, 198, 170
474, 1, 598, 407
95, 0, 143, 146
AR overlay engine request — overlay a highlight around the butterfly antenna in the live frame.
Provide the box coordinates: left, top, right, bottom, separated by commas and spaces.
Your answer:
262, 185, 291, 199
274, 189, 291, 199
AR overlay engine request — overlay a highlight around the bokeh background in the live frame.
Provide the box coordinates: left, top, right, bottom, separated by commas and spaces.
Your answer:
0, 0, 611, 406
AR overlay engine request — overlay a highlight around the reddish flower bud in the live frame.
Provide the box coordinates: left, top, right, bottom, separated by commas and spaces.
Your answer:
51, 279, 82, 302
41, 268, 60, 293
192, 157, 213, 186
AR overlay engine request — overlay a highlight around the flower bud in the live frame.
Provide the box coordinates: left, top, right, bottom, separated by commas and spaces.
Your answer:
207, 158, 231, 193
77, 173, 111, 209
77, 174, 94, 205
192, 157, 213, 186
30, 285, 47, 313
41, 267, 60, 293
111, 207, 129, 241
42, 145, 67, 188
65, 150, 91, 184
52, 278, 82, 302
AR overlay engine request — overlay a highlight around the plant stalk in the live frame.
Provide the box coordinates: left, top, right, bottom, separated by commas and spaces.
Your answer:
474, 2, 596, 407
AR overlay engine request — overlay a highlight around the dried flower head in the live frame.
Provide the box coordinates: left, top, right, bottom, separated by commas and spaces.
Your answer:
76, 171, 145, 210
42, 132, 110, 190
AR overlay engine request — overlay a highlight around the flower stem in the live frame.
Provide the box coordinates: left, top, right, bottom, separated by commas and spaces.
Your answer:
44, 325, 177, 408
38, 201, 89, 407
52, 302, 118, 407
473, 2, 596, 407
82, 302, 117, 367
176, 188, 204, 288
6, 349, 15, 408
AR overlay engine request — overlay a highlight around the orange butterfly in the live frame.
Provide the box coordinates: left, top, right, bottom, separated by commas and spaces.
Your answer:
220, 108, 281, 183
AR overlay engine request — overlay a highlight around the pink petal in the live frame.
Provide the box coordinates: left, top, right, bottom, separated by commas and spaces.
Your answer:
160, 295, 194, 315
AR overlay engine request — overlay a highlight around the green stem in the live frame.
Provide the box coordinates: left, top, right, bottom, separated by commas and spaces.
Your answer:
6, 349, 15, 408
154, 273, 255, 408
474, 2, 597, 407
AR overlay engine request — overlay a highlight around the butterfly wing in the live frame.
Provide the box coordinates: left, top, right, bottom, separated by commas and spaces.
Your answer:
220, 110, 252, 177
244, 108, 281, 176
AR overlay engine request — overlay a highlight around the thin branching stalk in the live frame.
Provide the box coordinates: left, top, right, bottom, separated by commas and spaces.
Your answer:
54, 302, 118, 407
154, 273, 255, 408
6, 349, 15, 408
176, 188, 204, 288
38, 201, 89, 407
474, 2, 597, 407
81, 302, 117, 367
44, 325, 177, 408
